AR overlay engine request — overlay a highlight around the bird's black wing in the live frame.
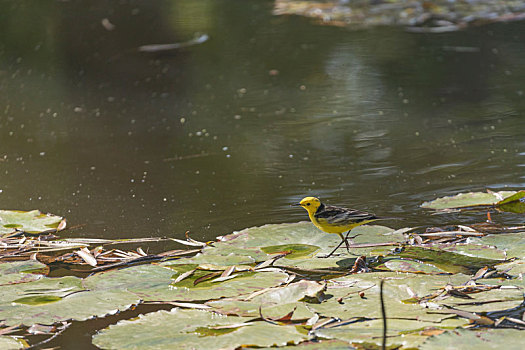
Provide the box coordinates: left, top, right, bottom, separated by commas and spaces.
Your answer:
314, 205, 378, 225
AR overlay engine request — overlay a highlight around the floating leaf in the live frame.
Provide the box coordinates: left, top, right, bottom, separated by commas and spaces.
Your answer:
494, 260, 525, 276
495, 191, 525, 214
313, 318, 463, 349
421, 191, 516, 210
0, 261, 48, 285
0, 275, 140, 326
421, 328, 525, 350
84, 264, 289, 302
207, 280, 324, 319
0, 336, 25, 350
169, 251, 260, 269
472, 232, 525, 259
381, 259, 448, 274
210, 222, 401, 270
92, 308, 308, 350
441, 244, 506, 261
14, 295, 63, 305
276, 339, 354, 349
261, 244, 319, 259
308, 272, 470, 323
394, 246, 505, 274
0, 210, 64, 235
443, 285, 524, 313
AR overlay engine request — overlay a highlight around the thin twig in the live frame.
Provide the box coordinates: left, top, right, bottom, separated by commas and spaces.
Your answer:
26, 322, 71, 349
380, 279, 387, 350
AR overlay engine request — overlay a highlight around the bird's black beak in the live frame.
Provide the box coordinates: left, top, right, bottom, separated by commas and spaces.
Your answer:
291, 203, 302, 207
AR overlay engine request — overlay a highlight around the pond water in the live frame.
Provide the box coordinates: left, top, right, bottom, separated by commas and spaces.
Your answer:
2, 1, 525, 348
1, 1, 525, 245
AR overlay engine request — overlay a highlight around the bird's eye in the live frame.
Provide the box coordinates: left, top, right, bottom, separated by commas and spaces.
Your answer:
306, 203, 310, 206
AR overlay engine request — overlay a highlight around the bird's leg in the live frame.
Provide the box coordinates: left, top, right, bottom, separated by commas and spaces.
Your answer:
341, 230, 360, 257
322, 236, 346, 258
342, 231, 361, 251
320, 232, 361, 258
342, 231, 351, 253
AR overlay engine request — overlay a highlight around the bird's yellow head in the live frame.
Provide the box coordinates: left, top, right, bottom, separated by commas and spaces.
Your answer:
298, 196, 322, 214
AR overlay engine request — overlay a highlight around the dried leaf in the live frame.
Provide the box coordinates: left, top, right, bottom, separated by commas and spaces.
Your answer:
170, 238, 206, 247
166, 302, 211, 309
173, 269, 196, 284
57, 218, 67, 231
221, 266, 236, 278
193, 272, 221, 286
75, 248, 97, 267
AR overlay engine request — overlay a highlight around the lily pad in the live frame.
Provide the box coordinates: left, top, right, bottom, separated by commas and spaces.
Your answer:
0, 336, 25, 350
0, 210, 64, 235
394, 246, 505, 274
163, 251, 260, 269
495, 260, 525, 276
313, 318, 464, 349
421, 191, 516, 210
308, 272, 470, 323
381, 259, 449, 274
0, 275, 140, 326
92, 308, 308, 350
471, 232, 525, 259
421, 328, 525, 350
0, 260, 48, 285
275, 256, 356, 271
442, 286, 524, 313
84, 264, 289, 302
441, 244, 506, 261
207, 280, 324, 319
209, 222, 402, 269
494, 191, 525, 214
261, 244, 320, 259
276, 340, 354, 349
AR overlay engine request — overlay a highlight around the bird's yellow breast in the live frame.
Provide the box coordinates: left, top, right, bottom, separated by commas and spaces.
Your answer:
309, 214, 350, 234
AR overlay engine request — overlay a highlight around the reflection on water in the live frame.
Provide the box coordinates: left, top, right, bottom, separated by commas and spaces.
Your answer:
1, 0, 525, 246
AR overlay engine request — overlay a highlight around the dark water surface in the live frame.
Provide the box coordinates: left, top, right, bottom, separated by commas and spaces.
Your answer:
1, 0, 525, 348
1, 0, 525, 239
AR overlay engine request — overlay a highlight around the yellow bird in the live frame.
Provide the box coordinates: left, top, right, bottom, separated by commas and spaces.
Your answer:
295, 196, 384, 258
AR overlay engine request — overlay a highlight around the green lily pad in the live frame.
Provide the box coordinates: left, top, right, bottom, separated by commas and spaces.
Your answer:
209, 222, 402, 270
308, 272, 470, 323
275, 256, 358, 272
381, 259, 449, 274
441, 244, 506, 261
210, 300, 315, 320
162, 252, 259, 270
14, 295, 63, 305
421, 328, 525, 350
207, 280, 324, 319
0, 260, 49, 285
0, 210, 64, 235
442, 286, 524, 313
394, 246, 505, 274
84, 264, 289, 302
421, 191, 516, 210
0, 336, 25, 350
495, 260, 525, 276
261, 244, 320, 259
313, 318, 464, 349
92, 308, 308, 350
471, 233, 525, 259
495, 191, 525, 214
0, 275, 140, 326
276, 340, 355, 349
